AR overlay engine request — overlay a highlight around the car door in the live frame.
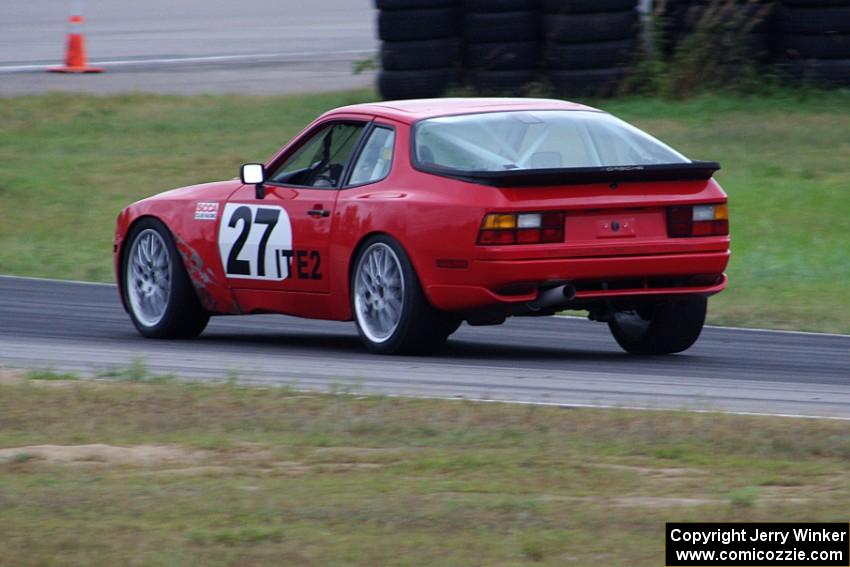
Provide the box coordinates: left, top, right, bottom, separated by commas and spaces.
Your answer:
219, 120, 369, 295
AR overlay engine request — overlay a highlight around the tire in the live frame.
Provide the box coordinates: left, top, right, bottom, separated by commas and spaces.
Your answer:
542, 0, 636, 14
465, 41, 541, 70
377, 0, 458, 9
122, 217, 210, 339
779, 58, 850, 86
464, 0, 539, 11
776, 33, 850, 59
607, 296, 707, 355
544, 10, 638, 43
381, 39, 460, 70
545, 38, 637, 69
351, 236, 460, 354
378, 8, 459, 42
378, 68, 457, 99
778, 6, 850, 34
782, 0, 850, 6
550, 66, 626, 97
465, 11, 539, 43
469, 69, 538, 94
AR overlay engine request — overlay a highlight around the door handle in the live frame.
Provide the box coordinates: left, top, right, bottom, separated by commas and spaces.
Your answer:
307, 208, 330, 218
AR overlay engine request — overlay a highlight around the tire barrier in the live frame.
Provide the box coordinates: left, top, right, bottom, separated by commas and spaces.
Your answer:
542, 0, 639, 97
377, 0, 462, 99
463, 0, 542, 95
375, 0, 850, 101
774, 0, 850, 86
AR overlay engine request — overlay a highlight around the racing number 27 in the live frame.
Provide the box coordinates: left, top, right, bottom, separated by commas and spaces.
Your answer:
219, 203, 320, 281
227, 206, 279, 277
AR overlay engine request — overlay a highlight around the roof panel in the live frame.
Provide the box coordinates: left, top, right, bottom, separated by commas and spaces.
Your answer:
329, 98, 599, 124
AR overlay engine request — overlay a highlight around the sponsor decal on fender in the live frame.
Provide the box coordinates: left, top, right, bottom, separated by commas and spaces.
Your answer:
194, 202, 219, 221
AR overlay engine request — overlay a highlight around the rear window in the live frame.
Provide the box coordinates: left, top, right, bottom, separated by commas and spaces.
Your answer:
412, 110, 689, 172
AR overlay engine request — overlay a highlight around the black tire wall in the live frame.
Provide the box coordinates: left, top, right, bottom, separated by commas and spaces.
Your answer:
542, 0, 639, 97
377, 0, 462, 99
375, 0, 850, 100
773, 0, 850, 86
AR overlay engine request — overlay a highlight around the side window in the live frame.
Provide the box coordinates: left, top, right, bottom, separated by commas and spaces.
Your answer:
269, 122, 366, 188
349, 127, 395, 186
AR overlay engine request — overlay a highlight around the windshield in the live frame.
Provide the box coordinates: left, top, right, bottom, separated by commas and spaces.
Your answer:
413, 110, 689, 172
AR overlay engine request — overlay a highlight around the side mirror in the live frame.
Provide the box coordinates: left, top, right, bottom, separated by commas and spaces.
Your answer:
240, 163, 266, 199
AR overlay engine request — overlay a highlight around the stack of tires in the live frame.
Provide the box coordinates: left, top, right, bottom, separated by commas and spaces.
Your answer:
377, 0, 462, 100
774, 0, 850, 86
542, 0, 640, 98
463, 0, 541, 95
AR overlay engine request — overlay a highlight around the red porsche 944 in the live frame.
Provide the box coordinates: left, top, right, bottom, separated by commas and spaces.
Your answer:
114, 98, 730, 355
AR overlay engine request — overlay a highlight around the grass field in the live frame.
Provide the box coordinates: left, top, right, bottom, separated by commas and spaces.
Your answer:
1, 372, 849, 566
0, 89, 848, 332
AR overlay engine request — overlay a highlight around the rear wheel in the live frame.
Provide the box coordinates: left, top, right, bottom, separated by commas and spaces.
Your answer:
607, 296, 707, 355
352, 236, 459, 354
123, 218, 209, 339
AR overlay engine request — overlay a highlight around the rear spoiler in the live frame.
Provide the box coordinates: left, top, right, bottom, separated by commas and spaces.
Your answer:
421, 161, 721, 187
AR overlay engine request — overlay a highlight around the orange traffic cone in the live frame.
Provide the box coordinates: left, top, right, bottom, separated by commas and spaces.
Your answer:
48, 12, 104, 73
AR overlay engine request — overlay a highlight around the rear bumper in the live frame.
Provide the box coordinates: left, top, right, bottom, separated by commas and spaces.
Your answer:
425, 250, 730, 311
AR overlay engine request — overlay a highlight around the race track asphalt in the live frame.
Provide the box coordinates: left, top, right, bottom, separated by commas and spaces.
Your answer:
1, 276, 848, 419
1, 0, 377, 95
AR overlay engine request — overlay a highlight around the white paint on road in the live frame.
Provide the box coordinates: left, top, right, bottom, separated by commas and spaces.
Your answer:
0, 49, 376, 74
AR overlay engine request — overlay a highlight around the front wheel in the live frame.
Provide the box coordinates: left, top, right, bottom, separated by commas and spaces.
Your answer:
351, 236, 460, 355
122, 217, 210, 339
607, 296, 707, 355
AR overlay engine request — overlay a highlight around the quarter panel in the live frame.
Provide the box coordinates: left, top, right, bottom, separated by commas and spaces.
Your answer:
330, 121, 500, 317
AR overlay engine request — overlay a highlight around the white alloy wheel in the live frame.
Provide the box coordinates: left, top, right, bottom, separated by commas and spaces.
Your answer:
126, 228, 172, 328
353, 242, 406, 344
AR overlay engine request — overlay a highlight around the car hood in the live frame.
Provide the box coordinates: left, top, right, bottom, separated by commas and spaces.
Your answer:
137, 179, 243, 204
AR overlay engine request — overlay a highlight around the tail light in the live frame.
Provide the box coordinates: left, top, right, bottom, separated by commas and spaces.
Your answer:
478, 212, 565, 245
668, 203, 729, 237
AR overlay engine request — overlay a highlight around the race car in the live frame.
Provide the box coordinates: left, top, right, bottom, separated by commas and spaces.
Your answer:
114, 98, 730, 355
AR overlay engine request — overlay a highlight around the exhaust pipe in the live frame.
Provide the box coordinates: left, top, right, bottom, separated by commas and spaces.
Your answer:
527, 284, 577, 312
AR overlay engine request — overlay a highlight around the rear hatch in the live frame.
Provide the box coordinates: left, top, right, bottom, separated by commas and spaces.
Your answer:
411, 107, 728, 260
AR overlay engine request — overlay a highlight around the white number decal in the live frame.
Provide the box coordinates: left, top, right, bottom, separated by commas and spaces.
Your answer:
218, 204, 293, 280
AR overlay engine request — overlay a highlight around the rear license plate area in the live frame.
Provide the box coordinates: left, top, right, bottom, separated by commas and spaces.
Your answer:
564, 208, 666, 242
595, 217, 636, 238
